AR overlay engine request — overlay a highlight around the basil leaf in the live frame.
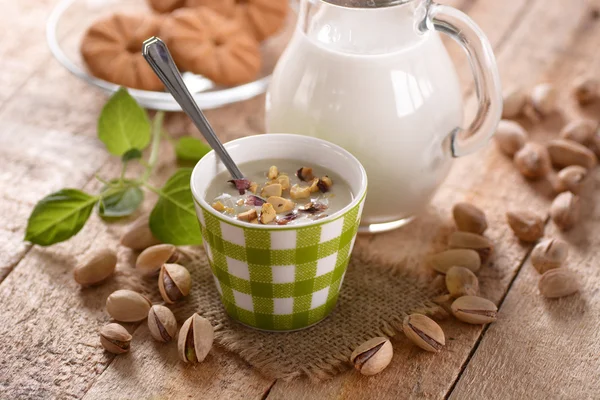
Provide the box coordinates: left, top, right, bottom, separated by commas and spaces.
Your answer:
175, 137, 211, 162
98, 88, 151, 156
150, 169, 202, 245
122, 148, 143, 162
99, 183, 144, 218
25, 189, 98, 246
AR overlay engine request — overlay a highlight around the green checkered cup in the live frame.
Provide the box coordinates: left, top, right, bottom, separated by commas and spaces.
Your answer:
191, 134, 367, 331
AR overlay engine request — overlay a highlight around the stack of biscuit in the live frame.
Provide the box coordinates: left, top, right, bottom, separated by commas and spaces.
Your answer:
80, 0, 289, 91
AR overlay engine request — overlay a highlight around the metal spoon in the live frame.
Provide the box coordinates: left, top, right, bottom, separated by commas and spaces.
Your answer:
142, 36, 244, 180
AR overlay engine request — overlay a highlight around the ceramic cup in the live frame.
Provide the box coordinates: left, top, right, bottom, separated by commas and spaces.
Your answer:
191, 134, 367, 331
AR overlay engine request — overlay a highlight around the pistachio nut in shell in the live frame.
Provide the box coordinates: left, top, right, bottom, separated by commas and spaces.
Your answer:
106, 289, 152, 322
446, 266, 479, 297
550, 192, 581, 231
539, 268, 580, 298
502, 87, 527, 119
73, 249, 117, 286
148, 305, 178, 343
178, 313, 214, 363
494, 120, 528, 157
120, 214, 161, 250
530, 83, 558, 116
572, 75, 600, 105
452, 202, 488, 234
451, 296, 498, 325
350, 337, 393, 376
136, 244, 179, 276
427, 249, 481, 274
402, 314, 445, 353
159, 263, 191, 304
556, 165, 587, 194
448, 231, 493, 263
559, 119, 597, 145
506, 210, 545, 243
531, 238, 569, 274
100, 323, 132, 354
547, 139, 597, 170
514, 142, 552, 180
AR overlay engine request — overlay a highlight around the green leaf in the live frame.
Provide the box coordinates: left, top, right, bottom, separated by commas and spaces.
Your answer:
98, 87, 151, 156
122, 148, 143, 162
25, 189, 99, 246
150, 169, 202, 245
175, 136, 211, 162
99, 183, 144, 218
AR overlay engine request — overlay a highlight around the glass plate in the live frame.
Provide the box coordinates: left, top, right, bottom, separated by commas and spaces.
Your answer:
46, 0, 295, 111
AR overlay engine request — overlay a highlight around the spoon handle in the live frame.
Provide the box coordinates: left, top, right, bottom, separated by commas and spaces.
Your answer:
142, 37, 244, 180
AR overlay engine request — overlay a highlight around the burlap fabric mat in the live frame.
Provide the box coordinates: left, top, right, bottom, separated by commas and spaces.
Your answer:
170, 247, 444, 381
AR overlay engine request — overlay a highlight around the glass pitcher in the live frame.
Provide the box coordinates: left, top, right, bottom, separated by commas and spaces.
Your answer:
266, 0, 502, 233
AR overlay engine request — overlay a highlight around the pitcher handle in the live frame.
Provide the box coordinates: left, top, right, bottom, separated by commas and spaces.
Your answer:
419, 1, 503, 157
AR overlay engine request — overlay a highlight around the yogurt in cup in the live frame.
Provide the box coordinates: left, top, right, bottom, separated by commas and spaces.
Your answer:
191, 134, 367, 331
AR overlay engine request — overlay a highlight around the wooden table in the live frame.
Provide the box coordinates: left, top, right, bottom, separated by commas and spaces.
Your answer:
2, 0, 600, 398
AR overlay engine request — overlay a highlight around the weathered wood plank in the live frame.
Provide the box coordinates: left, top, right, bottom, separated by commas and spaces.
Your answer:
0, 123, 109, 280
267, 0, 594, 398
449, 1, 600, 397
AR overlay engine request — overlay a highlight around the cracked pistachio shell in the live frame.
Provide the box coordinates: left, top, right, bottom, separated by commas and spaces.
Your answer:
73, 249, 116, 286
100, 323, 132, 354
448, 231, 494, 264
452, 203, 488, 235
531, 239, 569, 274
402, 314, 445, 353
427, 249, 481, 274
106, 290, 152, 322
158, 263, 191, 304
178, 313, 214, 363
120, 215, 161, 250
451, 296, 497, 325
506, 210, 545, 243
136, 244, 179, 276
539, 269, 580, 298
446, 266, 479, 298
350, 337, 393, 376
148, 305, 178, 343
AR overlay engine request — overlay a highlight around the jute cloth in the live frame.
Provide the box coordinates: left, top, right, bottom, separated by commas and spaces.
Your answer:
170, 246, 444, 381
